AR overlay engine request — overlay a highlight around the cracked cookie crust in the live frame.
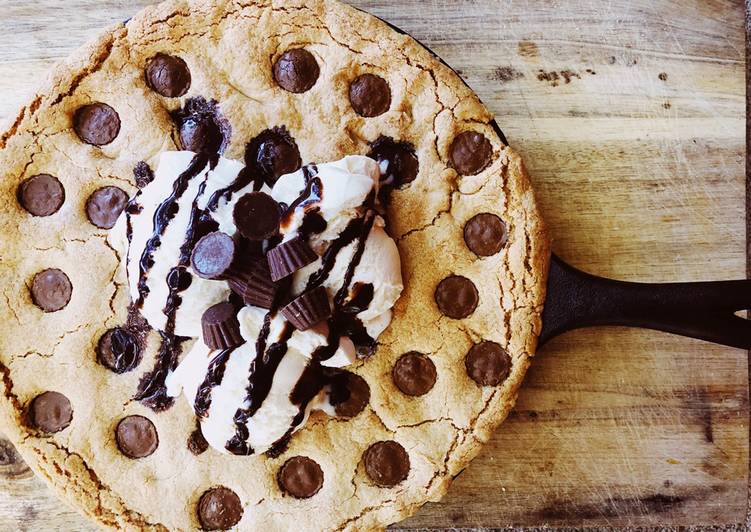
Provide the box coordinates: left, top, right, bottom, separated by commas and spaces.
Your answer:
0, 0, 550, 530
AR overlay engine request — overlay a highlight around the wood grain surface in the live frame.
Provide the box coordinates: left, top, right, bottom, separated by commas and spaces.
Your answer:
0, 0, 747, 530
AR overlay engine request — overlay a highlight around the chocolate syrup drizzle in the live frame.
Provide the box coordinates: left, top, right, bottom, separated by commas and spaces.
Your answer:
194, 347, 237, 417
135, 152, 223, 410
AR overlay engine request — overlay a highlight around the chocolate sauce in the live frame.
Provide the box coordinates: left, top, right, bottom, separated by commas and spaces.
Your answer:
281, 177, 322, 232
226, 320, 294, 455
194, 347, 236, 417
135, 331, 185, 411
343, 283, 375, 314
305, 216, 365, 291
135, 154, 209, 307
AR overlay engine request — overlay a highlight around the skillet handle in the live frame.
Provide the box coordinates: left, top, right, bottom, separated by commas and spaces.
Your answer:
539, 255, 751, 349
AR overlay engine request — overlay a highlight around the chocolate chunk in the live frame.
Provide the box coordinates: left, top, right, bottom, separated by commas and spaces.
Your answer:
392, 352, 437, 396
116, 415, 158, 459
281, 286, 331, 331
97, 327, 140, 373
233, 192, 281, 241
17, 174, 65, 217
172, 97, 229, 154
434, 275, 478, 319
201, 302, 244, 350
191, 232, 236, 280
278, 456, 324, 499
273, 48, 320, 93
227, 259, 278, 309
74, 103, 121, 146
246, 127, 302, 187
465, 341, 511, 386
450, 131, 493, 176
133, 161, 155, 189
28, 392, 72, 434
368, 137, 419, 187
198, 487, 243, 530
329, 371, 369, 418
349, 74, 391, 117
267, 237, 318, 281
188, 427, 209, 455
464, 213, 508, 257
30, 269, 72, 312
363, 441, 410, 487
86, 186, 129, 229
145, 53, 191, 98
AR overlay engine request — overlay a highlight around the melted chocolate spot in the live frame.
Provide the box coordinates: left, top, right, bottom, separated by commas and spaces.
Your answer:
188, 427, 209, 455
97, 328, 140, 373
329, 371, 369, 418
392, 352, 437, 396
464, 213, 508, 257
363, 441, 410, 487
450, 131, 493, 175
30, 269, 72, 312
245, 127, 302, 187
86, 186, 129, 229
28, 392, 72, 434
197, 487, 243, 530
74, 103, 121, 146
349, 74, 391, 117
171, 97, 230, 155
133, 161, 155, 189
435, 275, 479, 319
368, 137, 419, 191
145, 53, 191, 98
278, 456, 324, 498
273, 49, 320, 93
465, 341, 511, 386
17, 174, 65, 217
116, 415, 158, 459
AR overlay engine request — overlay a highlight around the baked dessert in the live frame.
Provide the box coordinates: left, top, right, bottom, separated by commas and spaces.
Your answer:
0, 0, 550, 530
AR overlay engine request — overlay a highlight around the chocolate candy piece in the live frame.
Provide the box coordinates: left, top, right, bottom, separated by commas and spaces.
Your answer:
368, 137, 419, 187
329, 371, 369, 418
173, 97, 228, 154
28, 392, 72, 434
273, 48, 320, 93
191, 232, 236, 280
86, 186, 129, 229
464, 213, 508, 257
246, 127, 302, 187
201, 302, 244, 350
188, 427, 209, 455
31, 269, 72, 312
278, 456, 324, 499
267, 237, 318, 281
392, 352, 437, 396
450, 131, 493, 176
74, 103, 121, 146
116, 415, 158, 459
198, 487, 243, 530
233, 192, 280, 241
281, 286, 331, 331
434, 275, 478, 319
17, 174, 65, 217
363, 441, 410, 487
145, 53, 191, 97
350, 74, 391, 117
227, 260, 278, 309
465, 341, 511, 386
97, 328, 140, 373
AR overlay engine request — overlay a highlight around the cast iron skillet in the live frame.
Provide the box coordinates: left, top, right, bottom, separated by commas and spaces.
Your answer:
372, 14, 751, 350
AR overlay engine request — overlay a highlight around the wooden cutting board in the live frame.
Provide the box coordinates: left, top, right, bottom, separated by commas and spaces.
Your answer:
0, 0, 746, 529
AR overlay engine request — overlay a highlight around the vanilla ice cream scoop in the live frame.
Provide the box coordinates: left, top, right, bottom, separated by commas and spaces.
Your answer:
115, 152, 402, 455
